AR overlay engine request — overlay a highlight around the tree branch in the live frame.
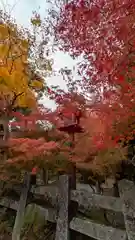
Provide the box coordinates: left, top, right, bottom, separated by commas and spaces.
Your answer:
10, 92, 24, 108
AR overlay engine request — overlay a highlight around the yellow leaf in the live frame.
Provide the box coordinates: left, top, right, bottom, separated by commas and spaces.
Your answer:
30, 80, 44, 90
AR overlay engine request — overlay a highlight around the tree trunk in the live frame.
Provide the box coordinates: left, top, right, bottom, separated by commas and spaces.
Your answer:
95, 181, 102, 194
42, 169, 49, 185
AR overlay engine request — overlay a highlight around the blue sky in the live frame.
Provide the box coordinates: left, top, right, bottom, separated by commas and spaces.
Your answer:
0, 0, 76, 109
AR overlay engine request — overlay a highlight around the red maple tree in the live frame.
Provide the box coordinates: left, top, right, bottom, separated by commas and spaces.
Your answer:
54, 0, 135, 148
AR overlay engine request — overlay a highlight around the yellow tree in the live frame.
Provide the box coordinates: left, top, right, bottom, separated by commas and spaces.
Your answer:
0, 12, 50, 112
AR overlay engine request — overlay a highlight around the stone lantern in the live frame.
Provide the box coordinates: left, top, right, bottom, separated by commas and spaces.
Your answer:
58, 107, 83, 135
57, 106, 84, 188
